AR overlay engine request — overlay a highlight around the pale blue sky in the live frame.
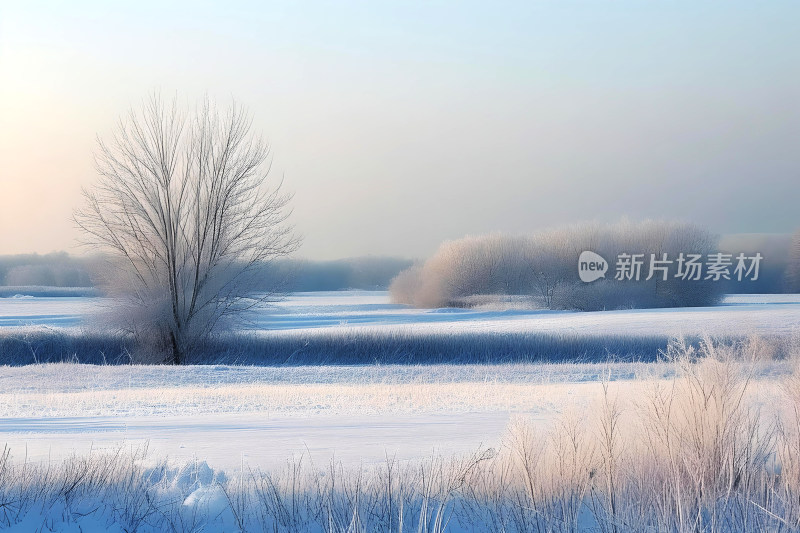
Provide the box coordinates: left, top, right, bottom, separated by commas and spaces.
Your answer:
1, 1, 798, 258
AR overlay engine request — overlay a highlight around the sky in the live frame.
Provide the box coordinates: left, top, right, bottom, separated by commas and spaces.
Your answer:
1, 1, 798, 260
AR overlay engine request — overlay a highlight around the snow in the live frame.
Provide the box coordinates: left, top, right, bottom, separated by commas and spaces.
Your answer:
0, 361, 672, 470
5, 507, 126, 533
0, 295, 101, 327
248, 291, 800, 338
0, 411, 514, 474
2, 290, 799, 337
0, 291, 798, 472
0, 359, 788, 471
0, 290, 799, 530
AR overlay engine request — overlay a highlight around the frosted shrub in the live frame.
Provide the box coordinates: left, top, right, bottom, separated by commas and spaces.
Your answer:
390, 220, 723, 310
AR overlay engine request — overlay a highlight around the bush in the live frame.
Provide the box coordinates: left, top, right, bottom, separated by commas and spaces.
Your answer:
390, 220, 724, 310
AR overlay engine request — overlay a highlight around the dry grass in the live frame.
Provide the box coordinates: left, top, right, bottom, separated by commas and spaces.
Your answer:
2, 336, 800, 531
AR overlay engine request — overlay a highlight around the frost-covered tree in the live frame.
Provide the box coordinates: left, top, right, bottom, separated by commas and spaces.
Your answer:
75, 94, 298, 363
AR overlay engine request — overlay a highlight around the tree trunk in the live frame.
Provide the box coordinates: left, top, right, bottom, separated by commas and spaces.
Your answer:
169, 331, 182, 365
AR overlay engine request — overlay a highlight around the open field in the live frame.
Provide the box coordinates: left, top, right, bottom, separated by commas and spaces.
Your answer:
2, 291, 800, 337
0, 348, 799, 531
1, 291, 798, 471
2, 291, 800, 366
0, 360, 686, 470
2, 292, 800, 530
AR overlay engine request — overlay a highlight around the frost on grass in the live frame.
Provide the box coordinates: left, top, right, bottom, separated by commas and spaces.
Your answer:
3, 337, 800, 531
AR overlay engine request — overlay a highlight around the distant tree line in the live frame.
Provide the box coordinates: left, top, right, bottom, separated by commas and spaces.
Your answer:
0, 252, 95, 287
718, 233, 795, 294
390, 221, 797, 311
1, 230, 797, 301
253, 257, 414, 292
0, 253, 412, 292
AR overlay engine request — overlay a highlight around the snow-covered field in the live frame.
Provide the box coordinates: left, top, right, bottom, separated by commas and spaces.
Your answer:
0, 354, 795, 531
0, 360, 691, 470
257, 292, 800, 337
1, 291, 799, 530
3, 290, 800, 336
0, 290, 798, 471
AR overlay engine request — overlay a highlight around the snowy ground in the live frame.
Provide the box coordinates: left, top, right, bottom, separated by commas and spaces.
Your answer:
3, 290, 800, 338
0, 360, 688, 471
0, 291, 798, 530
0, 291, 798, 472
0, 359, 790, 473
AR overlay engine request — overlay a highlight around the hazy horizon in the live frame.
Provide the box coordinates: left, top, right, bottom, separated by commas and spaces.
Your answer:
0, 230, 793, 265
2, 1, 798, 259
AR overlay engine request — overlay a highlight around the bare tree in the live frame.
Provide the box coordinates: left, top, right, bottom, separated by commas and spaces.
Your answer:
75, 94, 299, 363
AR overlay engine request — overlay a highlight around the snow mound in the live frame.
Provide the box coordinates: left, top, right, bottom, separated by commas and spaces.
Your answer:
183, 484, 229, 515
